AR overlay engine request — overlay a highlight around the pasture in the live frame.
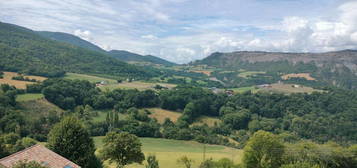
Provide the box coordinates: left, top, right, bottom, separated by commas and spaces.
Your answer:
230, 86, 258, 94
17, 99, 64, 120
261, 83, 319, 93
146, 108, 181, 124
63, 73, 117, 84
16, 93, 44, 102
0, 72, 46, 89
93, 137, 243, 168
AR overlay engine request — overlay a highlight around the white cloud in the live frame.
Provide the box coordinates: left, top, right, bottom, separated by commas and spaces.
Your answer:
1, 0, 357, 63
74, 29, 91, 41
141, 34, 158, 40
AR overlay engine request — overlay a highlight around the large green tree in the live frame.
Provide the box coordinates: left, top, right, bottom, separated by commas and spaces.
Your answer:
47, 116, 100, 168
100, 132, 145, 168
243, 130, 285, 168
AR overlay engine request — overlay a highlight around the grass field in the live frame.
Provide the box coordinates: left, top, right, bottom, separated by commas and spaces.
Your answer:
146, 108, 181, 124
64, 73, 117, 84
93, 137, 243, 168
262, 83, 319, 94
18, 99, 64, 120
238, 71, 265, 78
0, 72, 46, 89
91, 110, 129, 123
16, 93, 44, 102
230, 86, 258, 94
99, 82, 176, 91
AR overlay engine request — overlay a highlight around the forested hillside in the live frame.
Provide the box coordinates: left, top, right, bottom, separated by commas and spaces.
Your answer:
0, 22, 159, 78
193, 51, 357, 89
108, 50, 176, 66
37, 31, 105, 52
36, 30, 176, 66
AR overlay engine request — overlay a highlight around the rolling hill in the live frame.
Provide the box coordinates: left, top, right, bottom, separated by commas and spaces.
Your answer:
108, 50, 176, 66
193, 51, 357, 89
36, 31, 176, 66
0, 22, 159, 78
37, 31, 105, 52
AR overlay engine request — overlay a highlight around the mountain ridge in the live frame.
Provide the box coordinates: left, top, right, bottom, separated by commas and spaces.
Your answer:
0, 21, 158, 78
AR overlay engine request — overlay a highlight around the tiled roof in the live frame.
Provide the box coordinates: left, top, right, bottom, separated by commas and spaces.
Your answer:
0, 144, 80, 168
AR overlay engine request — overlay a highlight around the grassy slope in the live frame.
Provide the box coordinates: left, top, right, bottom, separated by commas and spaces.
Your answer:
64, 73, 117, 84
17, 98, 64, 120
16, 93, 44, 102
93, 137, 243, 168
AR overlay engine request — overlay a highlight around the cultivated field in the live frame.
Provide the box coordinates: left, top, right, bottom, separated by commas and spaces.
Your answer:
16, 93, 44, 102
281, 73, 316, 81
64, 73, 117, 84
99, 81, 176, 91
93, 137, 243, 168
0, 72, 46, 89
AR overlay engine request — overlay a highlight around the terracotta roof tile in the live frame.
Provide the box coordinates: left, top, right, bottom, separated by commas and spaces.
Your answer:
0, 144, 80, 168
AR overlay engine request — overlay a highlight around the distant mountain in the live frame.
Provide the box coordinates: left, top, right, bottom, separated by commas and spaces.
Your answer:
0, 22, 159, 78
193, 50, 357, 89
108, 50, 176, 66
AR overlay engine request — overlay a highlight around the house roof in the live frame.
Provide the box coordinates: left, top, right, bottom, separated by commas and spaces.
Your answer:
0, 144, 80, 168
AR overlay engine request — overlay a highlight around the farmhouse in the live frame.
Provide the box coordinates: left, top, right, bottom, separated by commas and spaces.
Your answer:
0, 144, 80, 168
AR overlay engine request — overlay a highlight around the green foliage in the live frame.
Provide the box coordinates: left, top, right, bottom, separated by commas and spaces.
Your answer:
283, 141, 356, 168
42, 79, 98, 110
12, 161, 49, 168
200, 158, 241, 168
0, 22, 158, 78
177, 156, 194, 168
279, 162, 320, 168
243, 131, 285, 168
100, 132, 145, 168
146, 154, 159, 168
0, 133, 37, 157
47, 116, 100, 168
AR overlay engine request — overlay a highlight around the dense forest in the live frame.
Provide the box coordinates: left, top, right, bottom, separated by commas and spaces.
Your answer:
3, 79, 354, 146
0, 22, 159, 78
1, 79, 356, 167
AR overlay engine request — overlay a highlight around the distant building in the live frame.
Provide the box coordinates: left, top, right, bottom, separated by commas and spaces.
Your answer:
225, 90, 234, 96
0, 144, 80, 168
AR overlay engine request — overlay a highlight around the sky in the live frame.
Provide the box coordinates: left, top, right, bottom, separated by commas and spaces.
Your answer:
1, 0, 357, 63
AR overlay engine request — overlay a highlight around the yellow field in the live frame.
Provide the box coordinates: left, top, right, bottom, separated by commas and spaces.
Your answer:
0, 72, 46, 89
281, 73, 316, 81
99, 82, 176, 91
94, 137, 243, 168
191, 70, 213, 76
146, 108, 181, 124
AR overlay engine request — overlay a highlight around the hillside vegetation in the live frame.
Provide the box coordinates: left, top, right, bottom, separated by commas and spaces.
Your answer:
0, 22, 158, 78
